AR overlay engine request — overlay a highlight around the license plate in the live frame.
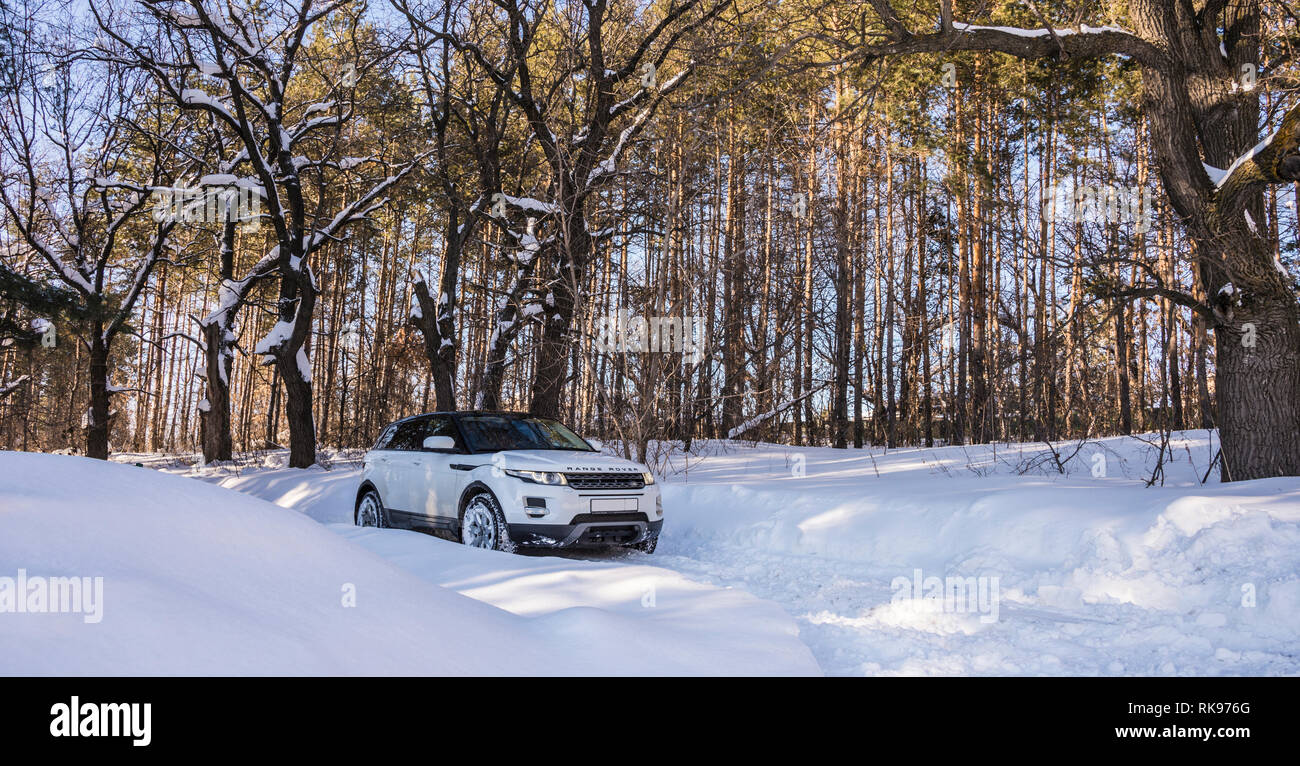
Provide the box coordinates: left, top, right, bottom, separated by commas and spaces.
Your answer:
590, 497, 638, 513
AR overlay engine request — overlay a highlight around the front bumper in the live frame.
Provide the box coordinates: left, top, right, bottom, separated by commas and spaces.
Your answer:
496, 476, 662, 547
509, 516, 663, 548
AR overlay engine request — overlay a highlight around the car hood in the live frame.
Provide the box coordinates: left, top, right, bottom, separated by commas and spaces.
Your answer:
491, 449, 646, 473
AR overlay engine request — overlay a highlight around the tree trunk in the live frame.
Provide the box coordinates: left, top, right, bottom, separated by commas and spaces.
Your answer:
279, 356, 317, 468
276, 269, 318, 468
1115, 303, 1132, 435
831, 158, 850, 449
720, 139, 746, 435
529, 239, 582, 419
200, 321, 234, 462
412, 278, 457, 411
1214, 298, 1300, 481
86, 327, 110, 460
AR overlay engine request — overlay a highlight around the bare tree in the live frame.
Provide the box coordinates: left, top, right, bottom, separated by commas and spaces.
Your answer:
411, 0, 729, 418
0, 18, 175, 459
397, 0, 518, 411
100, 0, 427, 466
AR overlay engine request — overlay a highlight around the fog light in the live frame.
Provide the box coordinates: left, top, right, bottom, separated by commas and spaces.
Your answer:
655, 495, 663, 516
524, 497, 548, 518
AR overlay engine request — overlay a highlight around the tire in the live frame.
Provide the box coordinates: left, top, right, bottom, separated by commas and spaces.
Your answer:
355, 488, 387, 528
459, 491, 515, 553
631, 529, 658, 554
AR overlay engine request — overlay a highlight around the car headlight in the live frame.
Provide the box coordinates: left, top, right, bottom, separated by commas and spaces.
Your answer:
504, 469, 568, 486
642, 471, 656, 485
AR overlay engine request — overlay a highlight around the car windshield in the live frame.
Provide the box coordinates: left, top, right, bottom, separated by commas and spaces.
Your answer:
456, 415, 594, 453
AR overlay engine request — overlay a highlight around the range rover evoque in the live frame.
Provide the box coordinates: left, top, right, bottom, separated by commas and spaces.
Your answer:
354, 411, 663, 553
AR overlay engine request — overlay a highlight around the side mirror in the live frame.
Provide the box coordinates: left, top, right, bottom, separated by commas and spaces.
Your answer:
585, 438, 603, 450
423, 435, 456, 451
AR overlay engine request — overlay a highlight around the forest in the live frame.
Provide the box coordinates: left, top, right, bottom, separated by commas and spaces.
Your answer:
1, 0, 1298, 481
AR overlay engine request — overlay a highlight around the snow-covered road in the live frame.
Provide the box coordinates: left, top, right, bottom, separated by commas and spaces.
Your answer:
143, 430, 1300, 676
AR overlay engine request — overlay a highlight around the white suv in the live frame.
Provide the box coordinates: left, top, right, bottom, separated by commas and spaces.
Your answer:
355, 411, 663, 553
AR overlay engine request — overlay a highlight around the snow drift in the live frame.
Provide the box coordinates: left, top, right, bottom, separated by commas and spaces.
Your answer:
0, 451, 818, 675
653, 432, 1300, 675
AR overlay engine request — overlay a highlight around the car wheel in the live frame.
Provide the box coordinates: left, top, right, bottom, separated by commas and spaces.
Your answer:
356, 489, 387, 528
460, 491, 515, 553
631, 529, 659, 554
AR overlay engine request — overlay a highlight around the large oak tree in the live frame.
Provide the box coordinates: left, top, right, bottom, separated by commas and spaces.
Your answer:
825, 0, 1300, 481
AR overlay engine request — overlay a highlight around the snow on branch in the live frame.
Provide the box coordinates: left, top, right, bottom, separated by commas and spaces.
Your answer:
1214, 101, 1300, 219
950, 22, 1133, 38
848, 5, 1166, 69
727, 384, 829, 440
303, 173, 417, 255
103, 219, 175, 341
499, 194, 561, 216
588, 66, 692, 187
202, 247, 281, 328
0, 376, 30, 399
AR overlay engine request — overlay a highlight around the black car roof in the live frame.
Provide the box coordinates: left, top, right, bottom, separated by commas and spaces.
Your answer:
389, 410, 530, 424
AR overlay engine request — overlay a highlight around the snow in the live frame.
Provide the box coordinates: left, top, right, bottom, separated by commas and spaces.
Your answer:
42, 249, 94, 294
1216, 127, 1280, 190
180, 89, 235, 122
644, 431, 1300, 675
296, 347, 313, 383
212, 432, 1300, 676
0, 452, 816, 675
0, 453, 558, 674
727, 388, 821, 439
951, 22, 1131, 38
0, 376, 29, 397
501, 194, 559, 215
233, 177, 266, 198
253, 320, 294, 355
11, 427, 1298, 676
189, 433, 1300, 675
588, 158, 617, 183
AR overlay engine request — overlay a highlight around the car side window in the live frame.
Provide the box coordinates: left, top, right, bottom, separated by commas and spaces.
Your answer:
387, 419, 427, 451
373, 424, 398, 451
424, 416, 464, 451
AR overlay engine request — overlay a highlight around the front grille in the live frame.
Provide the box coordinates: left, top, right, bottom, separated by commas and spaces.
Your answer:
565, 472, 645, 490
569, 513, 649, 524
576, 525, 642, 545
